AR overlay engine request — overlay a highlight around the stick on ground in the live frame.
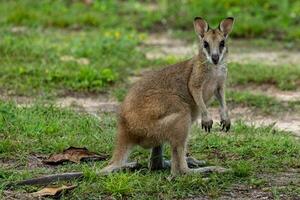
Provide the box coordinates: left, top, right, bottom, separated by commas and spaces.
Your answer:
7, 172, 84, 187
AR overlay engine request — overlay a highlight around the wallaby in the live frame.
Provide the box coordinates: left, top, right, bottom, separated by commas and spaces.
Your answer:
8, 17, 235, 188
101, 17, 234, 175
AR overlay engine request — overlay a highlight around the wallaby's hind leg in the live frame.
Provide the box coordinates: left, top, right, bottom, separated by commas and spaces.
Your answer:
100, 142, 133, 174
170, 143, 230, 175
100, 127, 134, 174
148, 145, 165, 170
170, 143, 189, 175
168, 113, 229, 175
169, 113, 191, 175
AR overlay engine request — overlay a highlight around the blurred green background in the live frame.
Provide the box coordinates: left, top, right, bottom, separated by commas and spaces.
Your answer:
0, 0, 299, 96
2, 0, 300, 39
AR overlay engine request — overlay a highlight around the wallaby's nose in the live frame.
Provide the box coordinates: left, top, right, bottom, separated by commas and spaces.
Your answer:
212, 54, 219, 65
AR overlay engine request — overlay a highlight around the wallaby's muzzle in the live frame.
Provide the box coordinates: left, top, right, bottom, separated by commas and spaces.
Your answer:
212, 54, 219, 65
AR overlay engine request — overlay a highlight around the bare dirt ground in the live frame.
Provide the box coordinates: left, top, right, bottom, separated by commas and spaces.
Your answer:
234, 84, 300, 102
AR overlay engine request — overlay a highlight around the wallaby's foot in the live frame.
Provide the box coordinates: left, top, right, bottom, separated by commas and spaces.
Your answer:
163, 157, 206, 169
100, 162, 139, 175
171, 166, 230, 176
188, 166, 231, 175
186, 156, 206, 168
220, 118, 231, 132
150, 157, 206, 171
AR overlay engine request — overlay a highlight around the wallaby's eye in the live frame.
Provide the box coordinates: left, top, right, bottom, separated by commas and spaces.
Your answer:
203, 41, 209, 49
220, 40, 225, 48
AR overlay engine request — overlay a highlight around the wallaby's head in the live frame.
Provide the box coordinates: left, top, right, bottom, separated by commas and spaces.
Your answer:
194, 17, 234, 65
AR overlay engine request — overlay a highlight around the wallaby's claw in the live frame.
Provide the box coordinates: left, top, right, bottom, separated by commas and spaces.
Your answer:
220, 119, 231, 132
201, 119, 213, 132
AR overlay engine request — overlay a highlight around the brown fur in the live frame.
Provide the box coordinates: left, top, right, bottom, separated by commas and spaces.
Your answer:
101, 17, 234, 175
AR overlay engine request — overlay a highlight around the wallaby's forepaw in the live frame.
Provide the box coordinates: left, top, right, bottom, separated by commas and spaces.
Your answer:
201, 119, 213, 132
220, 118, 231, 132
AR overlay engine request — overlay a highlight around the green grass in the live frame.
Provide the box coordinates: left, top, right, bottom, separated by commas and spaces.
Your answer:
0, 102, 115, 158
229, 63, 300, 90
1, 101, 299, 199
0, 28, 150, 95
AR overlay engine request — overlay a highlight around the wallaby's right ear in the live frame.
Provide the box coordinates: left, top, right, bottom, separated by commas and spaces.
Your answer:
219, 17, 234, 38
194, 17, 209, 38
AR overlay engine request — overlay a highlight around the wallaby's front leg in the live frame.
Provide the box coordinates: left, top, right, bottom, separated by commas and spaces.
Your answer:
189, 65, 213, 132
200, 93, 213, 132
193, 89, 213, 132
215, 85, 231, 132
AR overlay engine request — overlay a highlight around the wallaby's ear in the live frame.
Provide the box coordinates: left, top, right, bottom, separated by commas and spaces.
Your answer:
219, 17, 234, 38
194, 17, 209, 38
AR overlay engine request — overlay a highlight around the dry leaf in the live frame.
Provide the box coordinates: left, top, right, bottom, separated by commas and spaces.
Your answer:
43, 147, 108, 165
31, 185, 76, 197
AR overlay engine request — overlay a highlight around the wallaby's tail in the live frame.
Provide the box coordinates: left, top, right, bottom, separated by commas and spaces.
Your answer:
100, 121, 133, 174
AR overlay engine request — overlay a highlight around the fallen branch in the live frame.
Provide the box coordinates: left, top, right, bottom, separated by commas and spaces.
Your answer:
7, 162, 141, 187
7, 172, 84, 187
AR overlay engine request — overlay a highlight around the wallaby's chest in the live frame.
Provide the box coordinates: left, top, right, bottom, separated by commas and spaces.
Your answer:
213, 64, 227, 82
202, 65, 227, 102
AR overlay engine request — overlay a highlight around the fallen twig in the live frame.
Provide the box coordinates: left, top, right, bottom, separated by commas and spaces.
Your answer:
7, 162, 141, 187
7, 172, 84, 187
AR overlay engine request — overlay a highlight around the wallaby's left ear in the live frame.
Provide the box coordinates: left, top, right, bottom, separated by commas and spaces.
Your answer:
219, 17, 234, 37
194, 17, 209, 38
